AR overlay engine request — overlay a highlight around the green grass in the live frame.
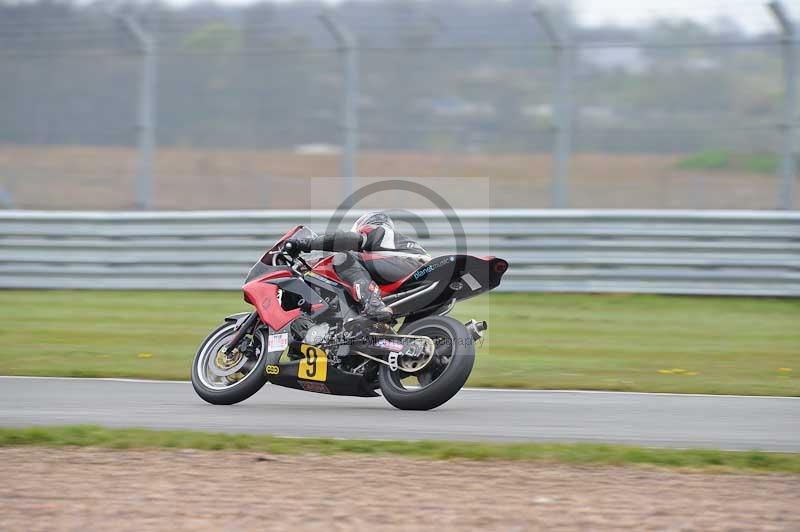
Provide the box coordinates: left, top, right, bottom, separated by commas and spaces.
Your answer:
0, 290, 798, 395
677, 149, 779, 173
1, 425, 798, 473
677, 149, 730, 170
742, 152, 779, 173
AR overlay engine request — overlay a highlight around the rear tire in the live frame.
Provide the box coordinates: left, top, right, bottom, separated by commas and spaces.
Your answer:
378, 316, 475, 411
191, 322, 269, 405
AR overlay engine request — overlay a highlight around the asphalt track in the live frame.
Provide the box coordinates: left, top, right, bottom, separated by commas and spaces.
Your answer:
0, 377, 798, 451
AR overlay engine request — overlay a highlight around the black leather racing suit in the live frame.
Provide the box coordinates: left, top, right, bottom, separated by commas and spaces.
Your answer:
300, 225, 430, 312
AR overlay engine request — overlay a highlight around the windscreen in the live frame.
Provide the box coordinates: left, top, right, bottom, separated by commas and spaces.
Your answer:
257, 225, 319, 267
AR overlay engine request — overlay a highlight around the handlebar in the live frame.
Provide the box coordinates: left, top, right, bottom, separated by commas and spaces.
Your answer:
281, 241, 304, 260
279, 241, 311, 272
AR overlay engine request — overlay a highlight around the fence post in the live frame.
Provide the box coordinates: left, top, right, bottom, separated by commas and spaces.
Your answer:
120, 15, 157, 210
319, 13, 359, 205
533, 5, 574, 209
768, 1, 797, 210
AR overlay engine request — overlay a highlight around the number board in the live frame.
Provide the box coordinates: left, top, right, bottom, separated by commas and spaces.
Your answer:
297, 344, 328, 382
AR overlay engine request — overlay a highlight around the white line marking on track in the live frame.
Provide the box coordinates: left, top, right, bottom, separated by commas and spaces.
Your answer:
1, 375, 798, 400
0, 375, 190, 385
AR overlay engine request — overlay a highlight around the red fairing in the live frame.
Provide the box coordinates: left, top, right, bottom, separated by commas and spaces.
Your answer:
311, 255, 358, 298
377, 276, 408, 296
242, 270, 301, 330
311, 256, 350, 286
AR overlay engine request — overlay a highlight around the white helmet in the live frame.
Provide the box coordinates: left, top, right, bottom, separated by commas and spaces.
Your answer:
351, 211, 394, 232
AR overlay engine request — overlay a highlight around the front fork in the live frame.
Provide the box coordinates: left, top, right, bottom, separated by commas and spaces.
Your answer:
222, 311, 261, 357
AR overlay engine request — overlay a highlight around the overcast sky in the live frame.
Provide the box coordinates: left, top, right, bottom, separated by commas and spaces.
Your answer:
160, 0, 785, 34
574, 0, 779, 33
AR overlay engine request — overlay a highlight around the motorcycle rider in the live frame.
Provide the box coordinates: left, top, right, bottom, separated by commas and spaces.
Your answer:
285, 211, 430, 321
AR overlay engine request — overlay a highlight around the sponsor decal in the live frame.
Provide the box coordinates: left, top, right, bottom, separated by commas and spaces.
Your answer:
413, 256, 456, 281
265, 365, 280, 375
267, 333, 288, 353
460, 272, 482, 291
375, 338, 405, 352
299, 381, 331, 394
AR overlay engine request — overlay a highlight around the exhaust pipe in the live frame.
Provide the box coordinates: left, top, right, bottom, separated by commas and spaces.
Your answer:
465, 319, 488, 340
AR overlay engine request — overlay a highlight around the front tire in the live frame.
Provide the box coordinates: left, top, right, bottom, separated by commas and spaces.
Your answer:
191, 322, 269, 405
378, 316, 475, 411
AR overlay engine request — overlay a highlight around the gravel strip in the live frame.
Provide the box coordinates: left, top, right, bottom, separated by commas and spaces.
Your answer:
1, 447, 798, 531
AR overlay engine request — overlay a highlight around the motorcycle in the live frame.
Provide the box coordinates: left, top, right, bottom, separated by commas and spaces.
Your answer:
191, 225, 508, 410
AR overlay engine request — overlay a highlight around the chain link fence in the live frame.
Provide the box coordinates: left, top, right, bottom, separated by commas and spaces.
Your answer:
0, 1, 797, 210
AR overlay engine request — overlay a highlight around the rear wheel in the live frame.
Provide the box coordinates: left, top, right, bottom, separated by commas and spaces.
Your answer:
191, 322, 269, 405
378, 316, 475, 410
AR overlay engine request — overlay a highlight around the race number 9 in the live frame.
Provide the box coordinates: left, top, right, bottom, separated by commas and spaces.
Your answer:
298, 344, 327, 382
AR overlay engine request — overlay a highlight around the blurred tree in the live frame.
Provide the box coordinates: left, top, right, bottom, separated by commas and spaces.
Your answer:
182, 21, 243, 54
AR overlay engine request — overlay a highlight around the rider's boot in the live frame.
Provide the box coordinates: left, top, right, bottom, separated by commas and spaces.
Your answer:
354, 280, 393, 321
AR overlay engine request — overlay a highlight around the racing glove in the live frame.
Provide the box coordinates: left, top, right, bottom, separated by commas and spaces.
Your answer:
288, 232, 363, 253
284, 238, 312, 253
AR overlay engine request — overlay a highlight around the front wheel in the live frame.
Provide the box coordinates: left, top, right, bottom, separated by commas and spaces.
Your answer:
191, 321, 269, 405
378, 316, 475, 410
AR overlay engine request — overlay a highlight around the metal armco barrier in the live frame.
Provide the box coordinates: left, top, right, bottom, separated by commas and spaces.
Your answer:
1, 210, 798, 296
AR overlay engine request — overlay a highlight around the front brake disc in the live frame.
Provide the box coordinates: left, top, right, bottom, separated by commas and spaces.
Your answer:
210, 347, 248, 377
